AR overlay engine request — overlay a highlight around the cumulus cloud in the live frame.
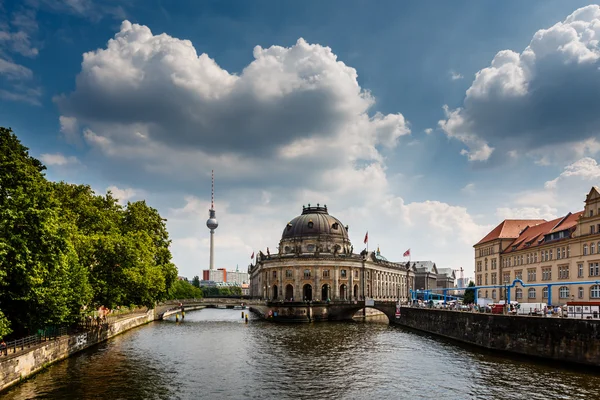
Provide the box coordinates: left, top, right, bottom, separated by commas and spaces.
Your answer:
39, 153, 79, 166
544, 157, 600, 189
56, 20, 411, 190
439, 5, 600, 164
106, 185, 138, 205
59, 116, 79, 144
461, 183, 475, 194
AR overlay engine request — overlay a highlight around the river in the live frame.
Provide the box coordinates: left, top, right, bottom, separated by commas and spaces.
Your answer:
3, 308, 600, 399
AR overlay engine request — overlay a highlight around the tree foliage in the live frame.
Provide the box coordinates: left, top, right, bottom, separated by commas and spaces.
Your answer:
463, 281, 476, 304
169, 279, 204, 300
0, 127, 179, 338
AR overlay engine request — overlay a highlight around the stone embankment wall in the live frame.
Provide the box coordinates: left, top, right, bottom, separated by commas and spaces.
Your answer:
396, 307, 600, 366
0, 310, 154, 392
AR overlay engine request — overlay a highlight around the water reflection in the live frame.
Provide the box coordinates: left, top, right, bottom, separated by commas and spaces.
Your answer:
3, 308, 600, 400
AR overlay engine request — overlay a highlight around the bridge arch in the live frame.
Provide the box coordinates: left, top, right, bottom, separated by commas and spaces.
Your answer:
328, 301, 397, 323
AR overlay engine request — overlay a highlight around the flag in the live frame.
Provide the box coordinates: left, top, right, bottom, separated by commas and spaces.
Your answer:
251, 251, 254, 259
403, 249, 410, 257
364, 231, 368, 244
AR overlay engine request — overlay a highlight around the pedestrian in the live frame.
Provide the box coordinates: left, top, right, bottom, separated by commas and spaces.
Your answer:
0, 339, 6, 356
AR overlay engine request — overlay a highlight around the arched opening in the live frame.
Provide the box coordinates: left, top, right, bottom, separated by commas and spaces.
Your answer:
340, 284, 347, 300
353, 284, 359, 300
352, 307, 389, 323
285, 284, 294, 301
321, 284, 330, 301
303, 284, 313, 301
272, 285, 278, 300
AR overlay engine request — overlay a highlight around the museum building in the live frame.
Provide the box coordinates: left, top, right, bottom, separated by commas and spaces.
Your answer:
249, 204, 415, 303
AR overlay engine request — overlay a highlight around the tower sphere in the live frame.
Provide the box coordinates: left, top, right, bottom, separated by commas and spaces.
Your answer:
207, 217, 218, 230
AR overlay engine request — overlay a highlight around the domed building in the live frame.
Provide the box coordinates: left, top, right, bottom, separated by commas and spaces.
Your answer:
249, 204, 415, 320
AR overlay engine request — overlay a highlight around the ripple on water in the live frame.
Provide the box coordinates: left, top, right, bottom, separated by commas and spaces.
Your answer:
3, 309, 600, 400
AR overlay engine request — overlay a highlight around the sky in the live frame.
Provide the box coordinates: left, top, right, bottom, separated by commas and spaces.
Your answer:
3, 0, 600, 280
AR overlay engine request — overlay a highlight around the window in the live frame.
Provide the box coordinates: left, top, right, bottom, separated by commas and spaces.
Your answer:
559, 286, 569, 299
286, 269, 293, 278
485, 290, 488, 298
303, 269, 311, 278
307, 244, 315, 252
590, 262, 600, 277
527, 269, 536, 282
527, 254, 531, 264
534, 252, 538, 263
562, 247, 566, 259
558, 265, 569, 279
578, 263, 584, 278
542, 287, 548, 299
273, 271, 277, 279
556, 249, 560, 260
477, 275, 482, 286
516, 288, 523, 299
477, 261, 482, 272
592, 225, 596, 235
593, 243, 596, 255
549, 250, 553, 261
592, 285, 600, 299
591, 210, 595, 217
341, 269, 347, 278
322, 269, 330, 278
492, 289, 497, 299
542, 267, 552, 281
485, 259, 488, 270
584, 245, 589, 256
485, 274, 488, 285
579, 287, 584, 299
515, 270, 523, 280
567, 246, 571, 258
491, 273, 497, 285
528, 288, 536, 299
503, 273, 510, 284
307, 221, 314, 229
354, 270, 359, 278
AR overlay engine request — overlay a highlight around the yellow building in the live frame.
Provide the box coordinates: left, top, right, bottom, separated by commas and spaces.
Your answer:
474, 187, 600, 305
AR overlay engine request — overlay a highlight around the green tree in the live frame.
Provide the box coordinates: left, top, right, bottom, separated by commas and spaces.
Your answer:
191, 276, 200, 288
0, 127, 90, 335
463, 281, 476, 304
169, 279, 203, 299
0, 310, 12, 339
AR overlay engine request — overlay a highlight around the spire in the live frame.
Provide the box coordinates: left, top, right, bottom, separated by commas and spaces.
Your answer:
211, 169, 214, 210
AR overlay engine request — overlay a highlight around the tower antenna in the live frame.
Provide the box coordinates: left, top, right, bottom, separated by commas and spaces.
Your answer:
211, 169, 214, 209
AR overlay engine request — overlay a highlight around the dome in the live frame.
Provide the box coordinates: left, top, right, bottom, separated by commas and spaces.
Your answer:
281, 204, 349, 241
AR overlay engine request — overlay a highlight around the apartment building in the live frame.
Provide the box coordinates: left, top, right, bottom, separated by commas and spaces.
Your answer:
474, 187, 600, 305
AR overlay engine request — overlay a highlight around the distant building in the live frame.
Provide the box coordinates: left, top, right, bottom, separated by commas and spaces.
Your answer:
241, 283, 250, 296
436, 268, 456, 289
202, 266, 248, 284
413, 261, 438, 291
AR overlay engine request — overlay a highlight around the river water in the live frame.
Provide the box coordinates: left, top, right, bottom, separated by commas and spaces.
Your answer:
3, 308, 600, 400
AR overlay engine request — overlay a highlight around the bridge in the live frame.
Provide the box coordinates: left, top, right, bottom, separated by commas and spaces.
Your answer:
155, 298, 261, 320
258, 299, 400, 323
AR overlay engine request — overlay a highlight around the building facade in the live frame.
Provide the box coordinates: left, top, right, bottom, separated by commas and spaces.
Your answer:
474, 187, 600, 305
249, 204, 415, 303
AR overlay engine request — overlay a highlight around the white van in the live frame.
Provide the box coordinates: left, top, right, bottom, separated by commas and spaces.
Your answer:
518, 303, 547, 316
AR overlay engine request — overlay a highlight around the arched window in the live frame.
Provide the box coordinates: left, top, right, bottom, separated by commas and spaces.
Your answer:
591, 285, 600, 299
592, 243, 596, 255
579, 287, 584, 299
559, 286, 569, 299
528, 288, 536, 299
492, 289, 496, 299
584, 245, 589, 256
542, 287, 548, 299
485, 290, 488, 298
516, 288, 523, 299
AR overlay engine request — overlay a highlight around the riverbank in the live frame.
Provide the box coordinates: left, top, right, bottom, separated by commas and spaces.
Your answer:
395, 306, 600, 366
0, 310, 155, 392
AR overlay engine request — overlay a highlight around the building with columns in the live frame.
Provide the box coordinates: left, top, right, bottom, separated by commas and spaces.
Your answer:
474, 186, 600, 305
249, 204, 415, 303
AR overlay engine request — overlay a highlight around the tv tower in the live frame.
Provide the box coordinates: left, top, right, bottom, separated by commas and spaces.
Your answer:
206, 170, 218, 270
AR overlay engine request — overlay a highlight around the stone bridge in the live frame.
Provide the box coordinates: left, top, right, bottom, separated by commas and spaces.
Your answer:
253, 300, 399, 323
155, 298, 260, 320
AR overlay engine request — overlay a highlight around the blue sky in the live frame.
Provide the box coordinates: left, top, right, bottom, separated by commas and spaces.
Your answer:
2, 0, 600, 280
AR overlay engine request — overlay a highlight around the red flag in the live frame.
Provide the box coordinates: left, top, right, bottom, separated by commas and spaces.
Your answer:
403, 249, 410, 257
364, 231, 368, 244
251, 251, 254, 259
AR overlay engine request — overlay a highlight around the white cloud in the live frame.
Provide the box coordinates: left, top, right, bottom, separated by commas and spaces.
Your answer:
59, 116, 79, 144
461, 183, 475, 194
496, 205, 558, 221
450, 70, 463, 80
106, 185, 138, 205
424, 128, 433, 134
439, 5, 600, 164
0, 58, 33, 79
39, 153, 78, 166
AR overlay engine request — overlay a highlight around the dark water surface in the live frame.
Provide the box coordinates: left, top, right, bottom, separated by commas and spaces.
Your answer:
3, 308, 600, 400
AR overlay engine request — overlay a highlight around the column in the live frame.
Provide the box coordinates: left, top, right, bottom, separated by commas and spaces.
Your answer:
279, 267, 283, 298
314, 267, 320, 301
295, 267, 300, 302
333, 267, 339, 299
348, 268, 354, 300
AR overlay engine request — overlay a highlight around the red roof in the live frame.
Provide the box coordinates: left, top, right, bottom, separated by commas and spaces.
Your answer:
502, 211, 583, 254
476, 219, 546, 246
